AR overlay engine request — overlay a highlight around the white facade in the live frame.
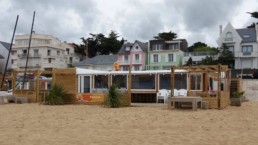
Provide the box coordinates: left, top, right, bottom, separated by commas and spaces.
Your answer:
183, 51, 218, 65
11, 32, 80, 71
0, 42, 10, 74
217, 23, 258, 69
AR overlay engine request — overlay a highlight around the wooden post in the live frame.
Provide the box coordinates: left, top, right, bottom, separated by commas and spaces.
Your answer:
127, 66, 132, 102
155, 74, 159, 94
170, 65, 174, 97
217, 64, 221, 110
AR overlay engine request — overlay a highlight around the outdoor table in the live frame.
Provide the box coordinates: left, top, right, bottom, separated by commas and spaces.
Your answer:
168, 96, 202, 111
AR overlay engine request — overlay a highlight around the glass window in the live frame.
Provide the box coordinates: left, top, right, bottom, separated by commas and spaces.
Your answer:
22, 49, 27, 54
123, 66, 129, 71
112, 75, 127, 89
94, 75, 108, 89
57, 50, 60, 55
153, 54, 158, 62
47, 50, 51, 56
124, 55, 129, 62
135, 54, 139, 61
225, 32, 233, 41
34, 49, 38, 56
83, 76, 91, 93
66, 48, 70, 54
159, 74, 187, 90
169, 43, 179, 49
134, 66, 140, 71
168, 54, 173, 62
132, 75, 155, 89
190, 74, 202, 90
227, 45, 234, 53
242, 45, 253, 55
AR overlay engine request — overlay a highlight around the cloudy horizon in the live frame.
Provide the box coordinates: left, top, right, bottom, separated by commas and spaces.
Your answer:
0, 0, 258, 47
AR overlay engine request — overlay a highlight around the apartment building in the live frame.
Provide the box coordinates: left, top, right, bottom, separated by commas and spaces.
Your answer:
11, 32, 80, 71
0, 41, 11, 74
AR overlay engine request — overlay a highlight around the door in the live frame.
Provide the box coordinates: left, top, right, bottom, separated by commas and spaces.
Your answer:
83, 76, 91, 93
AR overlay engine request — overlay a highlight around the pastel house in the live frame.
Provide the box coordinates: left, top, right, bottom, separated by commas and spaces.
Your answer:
117, 40, 148, 71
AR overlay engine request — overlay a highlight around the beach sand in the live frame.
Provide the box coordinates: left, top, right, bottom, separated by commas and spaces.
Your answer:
0, 102, 258, 145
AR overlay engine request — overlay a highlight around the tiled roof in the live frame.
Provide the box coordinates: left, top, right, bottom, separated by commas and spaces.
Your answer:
0, 41, 11, 50
236, 28, 257, 43
75, 55, 118, 66
118, 40, 148, 55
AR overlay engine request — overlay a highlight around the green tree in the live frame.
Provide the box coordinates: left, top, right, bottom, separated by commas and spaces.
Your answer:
154, 31, 177, 40
74, 31, 124, 58
247, 11, 258, 28
185, 57, 193, 66
199, 56, 217, 65
217, 44, 234, 68
188, 42, 207, 52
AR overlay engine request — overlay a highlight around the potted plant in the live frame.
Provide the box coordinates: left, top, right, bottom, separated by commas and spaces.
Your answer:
230, 91, 245, 106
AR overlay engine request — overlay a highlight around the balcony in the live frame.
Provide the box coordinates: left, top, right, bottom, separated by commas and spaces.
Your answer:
184, 51, 218, 57
236, 52, 257, 57
18, 54, 41, 58
18, 63, 41, 68
118, 60, 130, 65
132, 60, 141, 64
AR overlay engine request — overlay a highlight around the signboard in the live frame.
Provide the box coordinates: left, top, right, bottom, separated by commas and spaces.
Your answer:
77, 93, 105, 103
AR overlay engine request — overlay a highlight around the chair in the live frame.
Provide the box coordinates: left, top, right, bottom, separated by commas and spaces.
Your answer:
174, 89, 179, 97
178, 89, 187, 96
157, 89, 169, 103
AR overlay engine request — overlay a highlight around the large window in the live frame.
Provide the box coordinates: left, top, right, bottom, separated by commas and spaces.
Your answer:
34, 49, 39, 56
169, 43, 179, 49
153, 54, 159, 62
242, 45, 253, 55
112, 75, 127, 89
190, 74, 202, 90
168, 54, 173, 62
135, 54, 139, 61
94, 75, 108, 89
225, 32, 233, 41
132, 75, 155, 89
47, 50, 51, 56
123, 66, 129, 71
159, 74, 187, 90
227, 45, 234, 53
152, 44, 162, 50
134, 66, 140, 71
124, 55, 129, 62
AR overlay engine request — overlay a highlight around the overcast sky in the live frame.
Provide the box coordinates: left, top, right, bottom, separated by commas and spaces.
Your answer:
0, 0, 258, 47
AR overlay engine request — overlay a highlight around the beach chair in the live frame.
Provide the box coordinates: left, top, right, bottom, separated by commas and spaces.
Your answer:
178, 89, 187, 96
157, 89, 169, 103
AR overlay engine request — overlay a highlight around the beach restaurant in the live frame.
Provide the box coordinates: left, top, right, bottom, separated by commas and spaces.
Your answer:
10, 65, 233, 109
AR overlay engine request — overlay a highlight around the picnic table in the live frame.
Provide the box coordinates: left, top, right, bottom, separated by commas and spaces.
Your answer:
168, 96, 202, 111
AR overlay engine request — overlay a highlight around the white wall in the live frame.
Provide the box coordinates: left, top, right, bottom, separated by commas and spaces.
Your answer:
243, 80, 258, 101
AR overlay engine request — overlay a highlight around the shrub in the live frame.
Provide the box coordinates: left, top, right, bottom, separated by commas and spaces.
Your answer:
104, 84, 121, 108
45, 84, 73, 105
232, 91, 245, 98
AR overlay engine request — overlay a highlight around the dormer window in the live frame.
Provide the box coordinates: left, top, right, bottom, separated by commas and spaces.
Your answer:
125, 46, 130, 51
225, 32, 233, 41
243, 35, 250, 38
136, 46, 138, 49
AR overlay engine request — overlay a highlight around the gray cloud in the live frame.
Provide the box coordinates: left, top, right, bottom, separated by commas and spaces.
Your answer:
0, 0, 256, 47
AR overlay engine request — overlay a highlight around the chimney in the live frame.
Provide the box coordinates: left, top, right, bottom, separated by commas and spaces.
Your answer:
219, 25, 223, 35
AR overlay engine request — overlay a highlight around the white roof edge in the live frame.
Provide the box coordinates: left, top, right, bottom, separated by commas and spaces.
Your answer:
76, 67, 188, 75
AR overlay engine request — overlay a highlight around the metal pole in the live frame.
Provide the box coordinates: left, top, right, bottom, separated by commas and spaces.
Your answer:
0, 15, 19, 90
22, 11, 35, 89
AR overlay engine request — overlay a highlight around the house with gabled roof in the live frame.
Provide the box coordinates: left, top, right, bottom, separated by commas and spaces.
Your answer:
0, 41, 11, 74
75, 55, 118, 71
117, 40, 148, 71
217, 23, 258, 69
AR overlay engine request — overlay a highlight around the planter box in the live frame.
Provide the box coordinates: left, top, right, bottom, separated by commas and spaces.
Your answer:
230, 97, 242, 106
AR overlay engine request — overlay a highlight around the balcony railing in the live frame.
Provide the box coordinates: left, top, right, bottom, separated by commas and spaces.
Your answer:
118, 60, 130, 65
132, 60, 141, 64
18, 54, 41, 58
184, 51, 218, 57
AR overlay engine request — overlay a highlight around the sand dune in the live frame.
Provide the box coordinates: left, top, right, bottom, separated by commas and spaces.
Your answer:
0, 102, 258, 145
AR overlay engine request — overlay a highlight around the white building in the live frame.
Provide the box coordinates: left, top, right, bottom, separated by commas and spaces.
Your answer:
217, 23, 258, 69
0, 41, 11, 74
11, 32, 80, 71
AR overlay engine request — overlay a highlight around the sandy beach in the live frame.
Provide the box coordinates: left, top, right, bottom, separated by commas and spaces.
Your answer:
0, 102, 258, 145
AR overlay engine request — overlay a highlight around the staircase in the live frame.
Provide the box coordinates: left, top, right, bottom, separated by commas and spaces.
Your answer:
230, 79, 238, 97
